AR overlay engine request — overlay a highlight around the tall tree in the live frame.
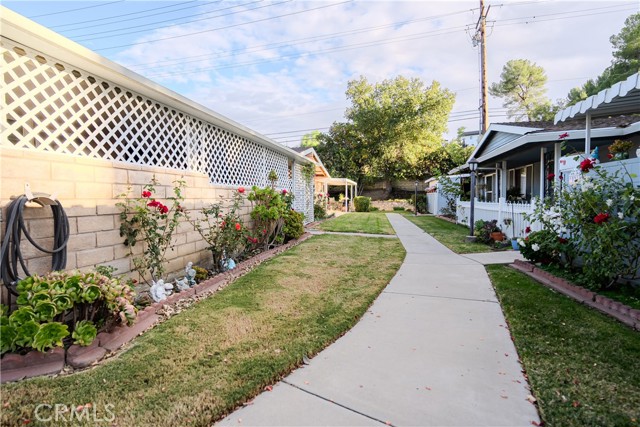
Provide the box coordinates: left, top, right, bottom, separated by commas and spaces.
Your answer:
337, 75, 455, 182
489, 59, 549, 121
300, 130, 321, 147
566, 12, 640, 105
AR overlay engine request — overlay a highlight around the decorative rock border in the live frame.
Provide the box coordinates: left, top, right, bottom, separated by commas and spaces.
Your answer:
510, 259, 640, 330
0, 233, 314, 383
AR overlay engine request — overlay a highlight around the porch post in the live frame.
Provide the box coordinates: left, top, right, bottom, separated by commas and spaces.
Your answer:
345, 180, 348, 212
585, 111, 592, 155
539, 147, 546, 199
554, 141, 561, 186
500, 161, 507, 199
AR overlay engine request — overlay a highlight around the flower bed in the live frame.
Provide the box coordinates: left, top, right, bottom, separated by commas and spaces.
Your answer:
0, 233, 312, 383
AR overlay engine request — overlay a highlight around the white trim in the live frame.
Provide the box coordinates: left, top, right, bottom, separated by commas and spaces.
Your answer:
0, 6, 312, 164
476, 122, 640, 163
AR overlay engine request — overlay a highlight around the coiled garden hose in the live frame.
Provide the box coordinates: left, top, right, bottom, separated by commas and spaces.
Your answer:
0, 195, 69, 303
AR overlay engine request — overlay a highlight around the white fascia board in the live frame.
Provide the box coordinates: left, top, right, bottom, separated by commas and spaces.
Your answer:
477, 122, 640, 163
468, 123, 543, 161
0, 7, 312, 164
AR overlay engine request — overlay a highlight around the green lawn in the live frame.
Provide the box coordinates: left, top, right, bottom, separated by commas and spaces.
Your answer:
1, 235, 405, 426
487, 265, 640, 427
318, 212, 395, 235
404, 215, 495, 253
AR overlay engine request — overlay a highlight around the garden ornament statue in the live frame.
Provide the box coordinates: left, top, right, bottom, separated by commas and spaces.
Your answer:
185, 262, 196, 286
590, 146, 599, 163
175, 277, 190, 292
150, 279, 174, 302
220, 251, 237, 271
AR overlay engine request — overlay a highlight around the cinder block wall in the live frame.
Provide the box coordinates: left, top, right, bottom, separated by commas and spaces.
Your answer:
1, 147, 254, 302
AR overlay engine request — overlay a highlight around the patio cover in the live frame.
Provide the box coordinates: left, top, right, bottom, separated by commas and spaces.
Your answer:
554, 72, 640, 123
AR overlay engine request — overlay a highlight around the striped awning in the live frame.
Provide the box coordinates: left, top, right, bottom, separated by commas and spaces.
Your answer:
554, 72, 640, 123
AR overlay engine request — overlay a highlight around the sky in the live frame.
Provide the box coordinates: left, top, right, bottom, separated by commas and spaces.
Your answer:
3, 0, 639, 146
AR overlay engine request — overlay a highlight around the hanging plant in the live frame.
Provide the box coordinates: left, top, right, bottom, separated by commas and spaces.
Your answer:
301, 163, 315, 181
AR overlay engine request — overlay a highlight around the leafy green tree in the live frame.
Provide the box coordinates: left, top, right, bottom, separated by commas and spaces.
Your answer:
317, 75, 454, 186
566, 12, 640, 105
301, 130, 321, 147
489, 59, 549, 121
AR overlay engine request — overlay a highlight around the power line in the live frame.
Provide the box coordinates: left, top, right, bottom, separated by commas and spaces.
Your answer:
26, 1, 123, 19
74, 0, 287, 41
94, 1, 352, 51
145, 25, 467, 78
127, 8, 476, 70
51, 0, 218, 31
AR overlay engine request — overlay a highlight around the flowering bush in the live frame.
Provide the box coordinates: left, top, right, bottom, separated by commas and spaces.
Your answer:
248, 186, 288, 249
525, 155, 640, 289
1, 270, 137, 354
117, 177, 186, 285
518, 229, 562, 265
314, 193, 328, 219
189, 188, 249, 273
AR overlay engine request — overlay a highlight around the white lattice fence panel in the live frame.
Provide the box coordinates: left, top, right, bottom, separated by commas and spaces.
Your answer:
292, 163, 313, 222
1, 38, 292, 188
264, 149, 291, 191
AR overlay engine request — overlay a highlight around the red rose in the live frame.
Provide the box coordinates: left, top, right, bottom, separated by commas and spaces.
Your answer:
238, 187, 245, 194
147, 200, 160, 208
559, 173, 564, 181
262, 229, 266, 234
547, 173, 555, 181
558, 237, 568, 244
607, 153, 614, 159
559, 132, 569, 139
579, 158, 595, 172
525, 226, 531, 234
142, 190, 152, 198
235, 223, 241, 231
221, 221, 226, 229
593, 212, 610, 224
282, 189, 288, 195
159, 205, 169, 214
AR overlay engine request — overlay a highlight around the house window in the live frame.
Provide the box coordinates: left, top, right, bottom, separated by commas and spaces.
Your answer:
485, 174, 494, 202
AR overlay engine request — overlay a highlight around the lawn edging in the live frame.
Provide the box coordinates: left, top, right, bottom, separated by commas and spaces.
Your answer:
0, 233, 314, 384
510, 259, 640, 330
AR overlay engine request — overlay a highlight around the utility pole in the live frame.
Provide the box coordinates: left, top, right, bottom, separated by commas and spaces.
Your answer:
474, 0, 490, 135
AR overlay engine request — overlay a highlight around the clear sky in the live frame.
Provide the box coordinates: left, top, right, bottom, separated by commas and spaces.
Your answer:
3, 0, 638, 146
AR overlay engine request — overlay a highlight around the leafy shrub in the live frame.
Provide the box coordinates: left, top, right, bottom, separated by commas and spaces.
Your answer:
369, 206, 380, 212
393, 206, 405, 211
283, 209, 305, 241
248, 186, 288, 249
314, 203, 327, 220
1, 271, 137, 354
354, 196, 371, 212
518, 229, 562, 265
526, 159, 640, 289
408, 194, 427, 213
189, 188, 248, 272
474, 219, 500, 244
117, 177, 186, 285
193, 266, 209, 283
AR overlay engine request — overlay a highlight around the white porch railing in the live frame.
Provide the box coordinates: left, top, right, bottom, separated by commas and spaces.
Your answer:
456, 198, 537, 239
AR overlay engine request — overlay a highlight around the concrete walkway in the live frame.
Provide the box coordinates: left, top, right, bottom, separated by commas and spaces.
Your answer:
218, 214, 539, 426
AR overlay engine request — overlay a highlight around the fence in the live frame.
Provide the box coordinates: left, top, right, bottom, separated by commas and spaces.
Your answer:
0, 9, 314, 296
456, 198, 537, 239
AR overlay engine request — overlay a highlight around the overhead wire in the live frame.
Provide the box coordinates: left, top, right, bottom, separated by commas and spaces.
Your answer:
51, 0, 220, 31
94, 0, 352, 50
73, 0, 276, 40
26, 1, 124, 19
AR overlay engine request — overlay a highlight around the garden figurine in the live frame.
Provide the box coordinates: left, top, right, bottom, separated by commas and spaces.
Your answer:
185, 262, 196, 286
150, 279, 174, 302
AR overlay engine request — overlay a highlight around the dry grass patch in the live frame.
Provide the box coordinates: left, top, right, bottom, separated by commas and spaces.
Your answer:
1, 234, 404, 427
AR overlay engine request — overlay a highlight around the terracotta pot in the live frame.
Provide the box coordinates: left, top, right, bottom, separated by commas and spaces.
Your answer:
490, 232, 505, 242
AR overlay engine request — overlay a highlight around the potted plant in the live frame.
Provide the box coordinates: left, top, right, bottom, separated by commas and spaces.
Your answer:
608, 139, 633, 160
